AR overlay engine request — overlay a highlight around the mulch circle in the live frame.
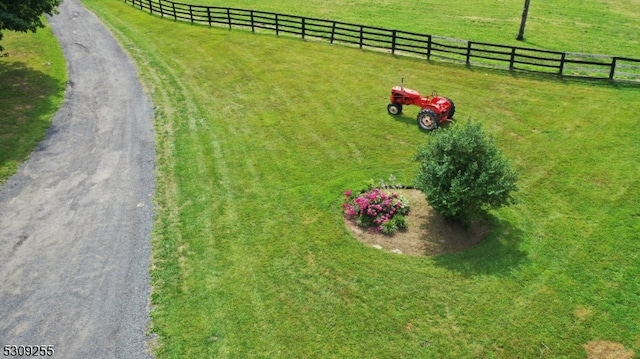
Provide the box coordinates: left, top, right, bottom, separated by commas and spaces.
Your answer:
344, 189, 490, 256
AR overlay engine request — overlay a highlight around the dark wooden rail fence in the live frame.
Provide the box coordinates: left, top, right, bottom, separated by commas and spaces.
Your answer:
124, 0, 640, 82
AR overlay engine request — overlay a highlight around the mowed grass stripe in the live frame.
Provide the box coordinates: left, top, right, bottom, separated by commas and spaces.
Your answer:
82, 0, 640, 357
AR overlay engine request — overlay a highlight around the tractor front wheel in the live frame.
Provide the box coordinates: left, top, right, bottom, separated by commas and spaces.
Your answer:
417, 109, 439, 131
387, 103, 402, 115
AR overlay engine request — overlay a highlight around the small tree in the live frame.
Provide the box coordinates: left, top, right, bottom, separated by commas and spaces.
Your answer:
0, 0, 62, 51
414, 121, 518, 221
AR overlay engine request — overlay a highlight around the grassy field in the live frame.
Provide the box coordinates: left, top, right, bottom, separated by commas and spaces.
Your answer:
84, 1, 640, 358
184, 0, 640, 57
0, 26, 67, 184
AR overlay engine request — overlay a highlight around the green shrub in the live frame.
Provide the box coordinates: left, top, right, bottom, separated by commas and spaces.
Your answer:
414, 121, 518, 221
393, 214, 407, 230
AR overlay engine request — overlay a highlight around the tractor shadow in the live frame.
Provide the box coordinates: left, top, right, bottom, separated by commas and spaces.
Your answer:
388, 112, 454, 132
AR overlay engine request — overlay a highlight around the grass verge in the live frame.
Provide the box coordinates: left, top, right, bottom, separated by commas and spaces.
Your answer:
83, 1, 640, 358
0, 24, 67, 184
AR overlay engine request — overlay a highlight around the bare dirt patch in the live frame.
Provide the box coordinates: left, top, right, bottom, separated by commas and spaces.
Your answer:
574, 306, 594, 320
585, 341, 635, 359
344, 189, 490, 256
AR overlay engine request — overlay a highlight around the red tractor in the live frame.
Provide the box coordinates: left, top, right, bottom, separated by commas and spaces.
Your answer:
387, 79, 455, 131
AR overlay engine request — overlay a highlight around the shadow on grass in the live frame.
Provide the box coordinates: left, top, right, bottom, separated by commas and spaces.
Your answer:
431, 214, 529, 277
0, 61, 66, 182
388, 113, 416, 127
388, 113, 455, 133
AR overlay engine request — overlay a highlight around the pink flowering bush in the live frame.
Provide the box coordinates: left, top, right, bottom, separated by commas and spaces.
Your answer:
343, 188, 410, 235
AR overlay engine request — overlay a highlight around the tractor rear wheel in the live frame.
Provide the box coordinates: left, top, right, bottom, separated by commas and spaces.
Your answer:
387, 103, 402, 115
417, 109, 439, 131
445, 97, 456, 119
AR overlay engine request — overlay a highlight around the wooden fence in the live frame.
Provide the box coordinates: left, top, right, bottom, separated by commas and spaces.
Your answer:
123, 0, 640, 82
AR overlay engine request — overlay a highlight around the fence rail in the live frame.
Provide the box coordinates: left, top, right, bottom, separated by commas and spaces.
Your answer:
124, 0, 640, 82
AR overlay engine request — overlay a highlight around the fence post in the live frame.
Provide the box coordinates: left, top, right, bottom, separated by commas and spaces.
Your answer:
559, 52, 566, 76
227, 8, 231, 29
466, 41, 472, 65
427, 35, 432, 60
330, 22, 336, 44
509, 47, 516, 70
359, 26, 364, 49
206, 7, 211, 27
148, 0, 152, 14
188, 5, 193, 23
275, 14, 279, 36
609, 57, 617, 80
301, 17, 306, 39
250, 10, 255, 33
391, 30, 396, 55
158, 0, 163, 18
172, 2, 176, 20
139, 0, 143, 10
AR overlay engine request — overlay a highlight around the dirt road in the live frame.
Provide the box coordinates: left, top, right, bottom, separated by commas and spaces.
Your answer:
0, 0, 155, 357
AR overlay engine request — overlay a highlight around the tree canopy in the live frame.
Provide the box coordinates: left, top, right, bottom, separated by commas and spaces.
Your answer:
0, 0, 61, 50
414, 121, 519, 221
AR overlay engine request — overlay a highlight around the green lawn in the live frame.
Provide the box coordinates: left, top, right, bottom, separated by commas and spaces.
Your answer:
183, 0, 640, 58
0, 25, 67, 184
84, 1, 640, 358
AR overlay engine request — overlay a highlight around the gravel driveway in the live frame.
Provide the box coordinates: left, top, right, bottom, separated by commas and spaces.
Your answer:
0, 0, 155, 357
